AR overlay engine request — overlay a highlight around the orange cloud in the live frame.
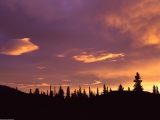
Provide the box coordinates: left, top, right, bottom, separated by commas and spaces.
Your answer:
91, 80, 102, 85
103, 0, 160, 48
73, 50, 124, 63
0, 38, 39, 55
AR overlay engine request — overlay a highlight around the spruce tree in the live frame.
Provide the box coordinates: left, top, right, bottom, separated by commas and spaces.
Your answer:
133, 72, 143, 91
109, 88, 112, 92
58, 85, 64, 98
77, 86, 82, 97
71, 89, 77, 98
96, 87, 99, 96
118, 84, 124, 91
89, 87, 95, 98
29, 89, 32, 94
49, 84, 53, 97
128, 87, 130, 91
156, 86, 159, 94
66, 86, 70, 98
103, 84, 108, 95
153, 85, 156, 94
34, 88, 39, 95
82, 89, 87, 98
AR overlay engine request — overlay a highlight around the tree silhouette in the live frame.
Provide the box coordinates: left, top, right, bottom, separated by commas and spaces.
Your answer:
133, 72, 143, 91
156, 86, 159, 94
71, 89, 77, 98
77, 86, 83, 97
82, 89, 88, 98
53, 87, 57, 97
118, 84, 124, 91
153, 85, 156, 94
58, 85, 64, 98
34, 88, 39, 95
128, 87, 130, 91
49, 85, 53, 97
89, 87, 95, 98
29, 89, 32, 94
102, 84, 108, 95
96, 87, 99, 96
66, 86, 70, 99
47, 90, 48, 96
153, 85, 159, 94
109, 88, 112, 92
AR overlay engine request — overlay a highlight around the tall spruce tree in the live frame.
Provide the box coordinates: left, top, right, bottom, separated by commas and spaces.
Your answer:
133, 72, 143, 91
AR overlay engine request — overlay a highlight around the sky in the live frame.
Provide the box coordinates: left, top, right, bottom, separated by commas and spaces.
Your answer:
0, 0, 160, 94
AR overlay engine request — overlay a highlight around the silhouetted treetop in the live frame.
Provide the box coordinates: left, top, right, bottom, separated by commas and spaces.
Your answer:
133, 72, 143, 91
118, 84, 124, 91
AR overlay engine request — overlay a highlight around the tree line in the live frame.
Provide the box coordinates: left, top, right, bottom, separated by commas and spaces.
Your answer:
28, 72, 159, 98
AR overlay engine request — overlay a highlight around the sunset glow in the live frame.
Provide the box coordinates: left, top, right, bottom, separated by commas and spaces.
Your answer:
0, 0, 160, 93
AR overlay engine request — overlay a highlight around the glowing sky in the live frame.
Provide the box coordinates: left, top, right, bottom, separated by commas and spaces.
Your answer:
0, 0, 160, 93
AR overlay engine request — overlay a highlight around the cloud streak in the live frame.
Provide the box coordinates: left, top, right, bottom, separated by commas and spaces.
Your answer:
73, 50, 124, 63
0, 38, 39, 55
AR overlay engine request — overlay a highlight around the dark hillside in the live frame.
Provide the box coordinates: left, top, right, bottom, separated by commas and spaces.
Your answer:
0, 85, 160, 120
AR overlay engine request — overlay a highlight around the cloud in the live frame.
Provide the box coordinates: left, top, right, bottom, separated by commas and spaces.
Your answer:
37, 78, 44, 80
62, 79, 71, 82
73, 50, 124, 63
0, 38, 39, 55
56, 54, 65, 58
101, 0, 160, 48
37, 67, 46, 70
91, 80, 102, 85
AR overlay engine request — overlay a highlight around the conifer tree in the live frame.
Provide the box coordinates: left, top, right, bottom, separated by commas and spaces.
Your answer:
82, 89, 87, 98
29, 89, 32, 94
89, 87, 95, 98
153, 85, 156, 94
53, 87, 57, 97
49, 84, 53, 97
118, 84, 124, 91
96, 87, 99, 96
71, 89, 77, 98
47, 90, 48, 96
66, 86, 70, 99
128, 87, 130, 91
156, 86, 159, 94
109, 88, 112, 92
34, 88, 39, 95
58, 85, 64, 98
103, 84, 108, 95
77, 86, 82, 97
133, 72, 143, 91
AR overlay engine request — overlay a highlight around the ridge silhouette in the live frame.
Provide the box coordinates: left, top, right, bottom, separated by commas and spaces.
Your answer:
0, 72, 160, 120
